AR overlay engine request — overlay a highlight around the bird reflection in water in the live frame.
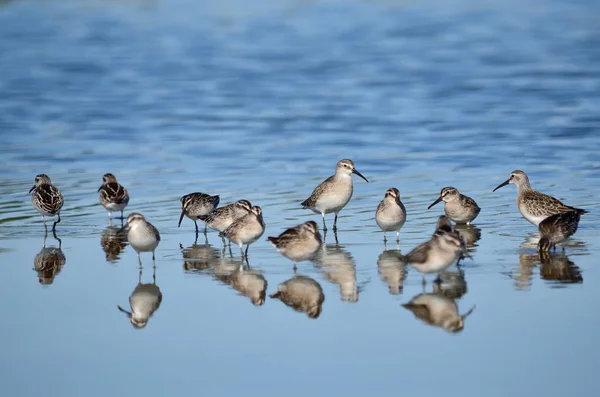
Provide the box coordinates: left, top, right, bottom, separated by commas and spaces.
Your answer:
118, 267, 162, 329
212, 256, 268, 306
180, 236, 222, 273
270, 273, 325, 319
539, 251, 582, 284
313, 237, 360, 302
34, 230, 66, 285
454, 224, 481, 249
100, 226, 128, 263
403, 292, 475, 333
433, 270, 468, 300
377, 249, 406, 295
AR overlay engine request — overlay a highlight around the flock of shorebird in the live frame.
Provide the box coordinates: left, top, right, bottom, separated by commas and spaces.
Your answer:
28, 160, 587, 285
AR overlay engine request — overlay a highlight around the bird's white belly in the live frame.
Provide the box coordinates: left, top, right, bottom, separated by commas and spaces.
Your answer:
104, 202, 127, 211
128, 232, 159, 253
518, 203, 547, 226
314, 187, 352, 214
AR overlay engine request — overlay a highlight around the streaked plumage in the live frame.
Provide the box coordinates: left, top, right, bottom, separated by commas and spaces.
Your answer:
219, 206, 265, 257
401, 216, 469, 283
29, 174, 64, 231
123, 212, 160, 265
375, 187, 407, 242
198, 199, 252, 234
493, 170, 587, 226
98, 173, 129, 220
178, 192, 220, 234
428, 186, 480, 225
267, 220, 322, 268
301, 159, 368, 231
118, 269, 162, 329
402, 293, 475, 333
270, 275, 325, 319
538, 211, 581, 251
100, 226, 128, 262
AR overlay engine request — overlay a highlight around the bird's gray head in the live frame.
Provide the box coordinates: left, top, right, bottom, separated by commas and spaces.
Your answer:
251, 206, 262, 217
30, 174, 52, 193
236, 199, 252, 212
385, 187, 400, 199
494, 170, 529, 191
301, 220, 319, 235
336, 159, 368, 182
125, 212, 146, 226
428, 187, 459, 209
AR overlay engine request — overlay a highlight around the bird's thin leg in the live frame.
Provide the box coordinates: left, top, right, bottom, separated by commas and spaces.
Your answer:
42, 215, 47, 232
383, 233, 387, 243
293, 263, 297, 272
245, 245, 249, 257
421, 274, 426, 291
138, 253, 143, 269
194, 220, 199, 234
333, 213, 338, 231
120, 210, 124, 220
139, 267, 143, 284
52, 212, 61, 232
153, 266, 156, 284
396, 230, 400, 243
383, 238, 388, 251
240, 245, 245, 258
204, 224, 207, 235
322, 213, 327, 231
152, 252, 156, 269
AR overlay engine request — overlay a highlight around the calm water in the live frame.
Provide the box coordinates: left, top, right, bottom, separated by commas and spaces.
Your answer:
1, 0, 600, 396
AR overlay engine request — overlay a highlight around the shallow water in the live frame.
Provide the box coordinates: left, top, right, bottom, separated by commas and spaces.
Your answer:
1, 0, 600, 396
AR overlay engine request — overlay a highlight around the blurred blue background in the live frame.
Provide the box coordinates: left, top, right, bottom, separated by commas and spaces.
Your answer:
0, 0, 599, 396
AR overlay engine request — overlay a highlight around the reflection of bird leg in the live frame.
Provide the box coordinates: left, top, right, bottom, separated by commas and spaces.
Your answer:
52, 212, 61, 232
52, 229, 62, 248
138, 253, 143, 269
333, 229, 339, 246
193, 220, 199, 235
383, 238, 387, 250
333, 213, 338, 231
421, 274, 426, 291
293, 263, 297, 272
138, 267, 142, 284
153, 266, 156, 285
43, 230, 48, 248
396, 230, 400, 243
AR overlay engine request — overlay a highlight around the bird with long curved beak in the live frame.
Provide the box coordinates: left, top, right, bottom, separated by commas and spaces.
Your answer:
493, 170, 587, 226
301, 159, 369, 231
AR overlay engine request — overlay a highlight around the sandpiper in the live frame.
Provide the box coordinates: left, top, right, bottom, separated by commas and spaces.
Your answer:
197, 199, 252, 237
268, 220, 322, 269
219, 206, 265, 258
538, 211, 581, 252
402, 293, 475, 333
118, 268, 162, 329
493, 170, 587, 226
376, 187, 407, 242
122, 212, 161, 266
401, 216, 469, 284
29, 174, 64, 232
178, 192, 220, 234
98, 173, 129, 220
301, 159, 368, 231
428, 186, 480, 225
270, 275, 325, 319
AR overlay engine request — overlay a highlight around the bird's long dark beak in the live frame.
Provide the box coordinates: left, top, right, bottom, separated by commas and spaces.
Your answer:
428, 196, 443, 210
97, 185, 103, 192
352, 168, 369, 183
493, 179, 510, 192
461, 305, 476, 320
178, 211, 185, 228
117, 305, 132, 318
28, 185, 35, 194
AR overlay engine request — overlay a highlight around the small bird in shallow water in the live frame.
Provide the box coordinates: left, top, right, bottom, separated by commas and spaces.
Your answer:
428, 186, 480, 225
122, 212, 160, 266
401, 216, 469, 285
402, 292, 475, 333
538, 211, 581, 252
29, 174, 64, 232
98, 173, 129, 220
197, 199, 252, 239
268, 220, 322, 269
219, 206, 265, 258
375, 187, 407, 243
178, 192, 220, 235
493, 170, 586, 226
270, 274, 325, 319
301, 159, 368, 231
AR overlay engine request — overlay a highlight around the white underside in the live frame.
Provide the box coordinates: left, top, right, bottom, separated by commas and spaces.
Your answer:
103, 202, 128, 212
411, 250, 458, 274
518, 204, 547, 226
128, 230, 159, 253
